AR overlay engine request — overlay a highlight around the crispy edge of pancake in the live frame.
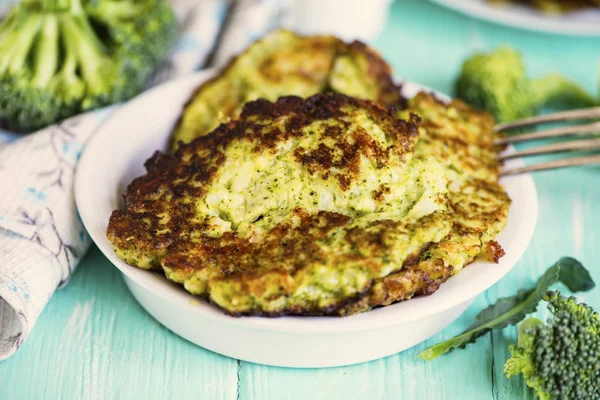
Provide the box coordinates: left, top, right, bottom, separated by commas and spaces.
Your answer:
338, 93, 511, 315
202, 211, 453, 316
169, 30, 342, 150
169, 29, 402, 151
339, 184, 510, 316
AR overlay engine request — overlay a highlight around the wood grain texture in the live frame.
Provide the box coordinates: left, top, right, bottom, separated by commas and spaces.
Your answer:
0, 249, 238, 400
1, 0, 599, 399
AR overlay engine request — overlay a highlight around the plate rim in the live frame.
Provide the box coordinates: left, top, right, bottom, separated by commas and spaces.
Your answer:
429, 0, 600, 36
75, 70, 538, 335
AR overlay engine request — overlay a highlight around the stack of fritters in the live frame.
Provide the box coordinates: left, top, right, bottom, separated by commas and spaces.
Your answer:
172, 29, 402, 149
107, 30, 510, 317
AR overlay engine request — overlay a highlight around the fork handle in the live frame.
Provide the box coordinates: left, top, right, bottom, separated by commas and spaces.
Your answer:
495, 107, 600, 132
495, 121, 600, 145
501, 154, 600, 176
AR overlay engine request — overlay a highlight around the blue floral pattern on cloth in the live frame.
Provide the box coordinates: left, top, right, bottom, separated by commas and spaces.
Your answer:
0, 0, 272, 361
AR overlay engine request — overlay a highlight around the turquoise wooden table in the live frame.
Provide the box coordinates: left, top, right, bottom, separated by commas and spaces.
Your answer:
1, 1, 599, 399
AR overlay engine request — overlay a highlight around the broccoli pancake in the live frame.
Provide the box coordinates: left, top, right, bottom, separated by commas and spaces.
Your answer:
171, 29, 401, 150
341, 93, 510, 315
108, 93, 459, 316
108, 91, 511, 316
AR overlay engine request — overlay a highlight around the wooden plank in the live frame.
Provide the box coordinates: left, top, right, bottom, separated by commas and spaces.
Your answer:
1, 1, 599, 399
0, 248, 238, 400
374, 0, 599, 97
239, 0, 600, 398
238, 295, 496, 400
492, 167, 600, 400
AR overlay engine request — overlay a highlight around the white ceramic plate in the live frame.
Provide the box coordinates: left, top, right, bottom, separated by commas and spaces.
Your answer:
430, 0, 600, 36
75, 70, 538, 368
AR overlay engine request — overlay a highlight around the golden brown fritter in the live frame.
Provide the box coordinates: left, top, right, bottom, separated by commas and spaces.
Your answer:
108, 93, 467, 316
341, 93, 510, 315
108, 89, 511, 316
170, 29, 402, 150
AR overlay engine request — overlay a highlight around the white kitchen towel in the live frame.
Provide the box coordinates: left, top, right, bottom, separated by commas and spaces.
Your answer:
0, 0, 286, 361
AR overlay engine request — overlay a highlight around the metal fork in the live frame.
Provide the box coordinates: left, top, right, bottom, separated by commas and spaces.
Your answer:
495, 107, 600, 176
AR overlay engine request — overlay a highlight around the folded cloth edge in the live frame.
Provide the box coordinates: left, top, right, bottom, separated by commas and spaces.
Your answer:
0, 232, 64, 361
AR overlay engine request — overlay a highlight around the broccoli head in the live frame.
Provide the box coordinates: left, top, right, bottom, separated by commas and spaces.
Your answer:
505, 291, 600, 400
455, 47, 597, 123
0, 0, 177, 132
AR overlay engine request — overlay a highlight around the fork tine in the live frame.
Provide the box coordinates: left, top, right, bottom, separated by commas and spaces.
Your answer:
495, 107, 600, 132
494, 121, 600, 145
500, 138, 600, 160
501, 154, 600, 176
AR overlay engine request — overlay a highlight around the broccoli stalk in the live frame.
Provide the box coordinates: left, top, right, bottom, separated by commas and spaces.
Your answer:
505, 291, 600, 400
31, 14, 59, 89
455, 47, 597, 123
60, 8, 115, 105
0, 0, 177, 132
47, 16, 85, 117
418, 258, 597, 399
417, 257, 595, 361
504, 318, 549, 399
531, 73, 597, 111
0, 14, 41, 75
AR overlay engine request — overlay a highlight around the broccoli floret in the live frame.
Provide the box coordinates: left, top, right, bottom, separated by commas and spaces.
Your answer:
505, 291, 600, 400
455, 47, 597, 123
0, 0, 177, 132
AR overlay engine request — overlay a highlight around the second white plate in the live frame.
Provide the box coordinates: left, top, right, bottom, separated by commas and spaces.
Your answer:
430, 0, 600, 36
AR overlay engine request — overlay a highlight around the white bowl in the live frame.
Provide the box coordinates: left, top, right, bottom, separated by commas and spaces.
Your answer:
75, 70, 538, 368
